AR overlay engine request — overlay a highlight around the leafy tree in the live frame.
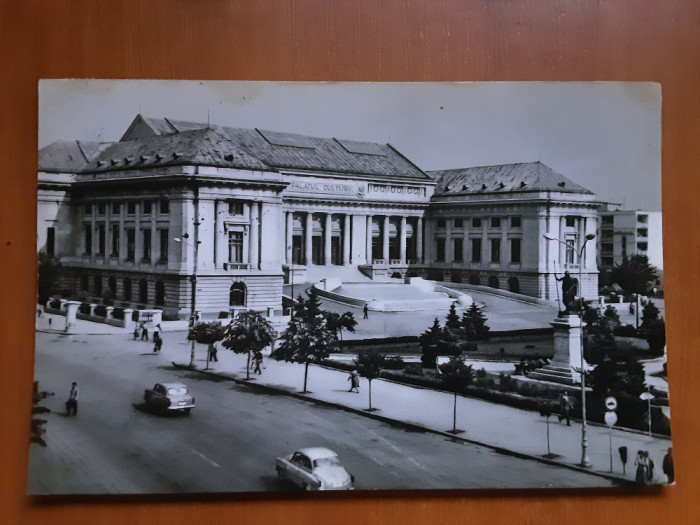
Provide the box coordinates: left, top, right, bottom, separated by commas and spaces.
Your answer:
188, 321, 225, 368
37, 252, 63, 305
439, 355, 473, 433
603, 305, 621, 327
355, 350, 385, 411
326, 311, 358, 341
646, 319, 666, 357
273, 288, 340, 392
419, 318, 443, 368
610, 254, 660, 295
222, 310, 277, 379
641, 302, 661, 329
461, 303, 490, 341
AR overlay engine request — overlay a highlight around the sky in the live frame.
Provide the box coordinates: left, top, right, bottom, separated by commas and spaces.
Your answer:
39, 80, 662, 211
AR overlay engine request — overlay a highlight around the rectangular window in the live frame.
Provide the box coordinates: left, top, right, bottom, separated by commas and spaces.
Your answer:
566, 216, 577, 227
638, 214, 648, 224
228, 200, 244, 216
160, 199, 170, 215
454, 218, 463, 228
602, 215, 614, 225
637, 242, 648, 251
491, 217, 501, 228
111, 225, 120, 257
142, 229, 152, 261
84, 203, 92, 216
228, 231, 244, 263
601, 242, 613, 254
453, 238, 463, 261
111, 202, 120, 215
471, 238, 481, 262
127, 201, 136, 215
97, 224, 105, 256
159, 229, 169, 263
436, 218, 446, 229
601, 230, 613, 239
472, 217, 482, 228
490, 238, 501, 263
143, 200, 153, 215
46, 227, 55, 257
84, 225, 92, 255
126, 229, 135, 261
510, 238, 521, 263
97, 202, 106, 215
637, 228, 648, 237
510, 216, 521, 228
436, 238, 446, 261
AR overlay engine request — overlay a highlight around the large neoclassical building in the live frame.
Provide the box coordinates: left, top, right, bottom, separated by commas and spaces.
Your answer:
38, 115, 600, 319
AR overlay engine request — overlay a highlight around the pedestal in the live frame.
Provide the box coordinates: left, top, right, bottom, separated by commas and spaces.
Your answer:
527, 313, 587, 385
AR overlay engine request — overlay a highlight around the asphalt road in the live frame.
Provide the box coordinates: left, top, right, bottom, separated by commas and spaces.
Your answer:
28, 332, 614, 494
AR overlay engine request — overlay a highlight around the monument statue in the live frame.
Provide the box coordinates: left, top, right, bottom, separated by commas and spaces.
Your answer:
556, 271, 578, 314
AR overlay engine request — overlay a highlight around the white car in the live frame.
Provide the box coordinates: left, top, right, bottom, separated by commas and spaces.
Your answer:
275, 447, 354, 491
143, 382, 195, 415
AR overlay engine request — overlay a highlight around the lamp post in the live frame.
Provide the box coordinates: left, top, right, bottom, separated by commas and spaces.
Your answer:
175, 234, 201, 368
544, 231, 596, 468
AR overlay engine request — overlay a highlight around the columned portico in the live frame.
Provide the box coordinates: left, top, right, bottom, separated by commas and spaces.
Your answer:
343, 214, 351, 265
285, 212, 293, 263
249, 202, 260, 270
366, 215, 373, 264
382, 215, 390, 262
305, 212, 313, 265
416, 217, 423, 263
400, 216, 407, 263
324, 213, 332, 265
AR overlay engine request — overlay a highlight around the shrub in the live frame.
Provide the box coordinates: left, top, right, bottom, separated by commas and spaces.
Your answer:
498, 373, 517, 392
79, 303, 91, 315
94, 305, 107, 317
383, 356, 406, 370
404, 363, 424, 376
614, 324, 638, 337
49, 299, 61, 309
112, 307, 125, 320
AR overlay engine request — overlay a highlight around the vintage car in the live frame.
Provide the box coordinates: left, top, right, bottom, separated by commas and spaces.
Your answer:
275, 447, 354, 491
143, 382, 195, 414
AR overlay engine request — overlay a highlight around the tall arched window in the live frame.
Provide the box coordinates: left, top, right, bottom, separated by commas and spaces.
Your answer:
229, 282, 246, 306
468, 274, 480, 286
123, 278, 132, 301
139, 279, 148, 304
488, 276, 500, 289
508, 276, 520, 293
155, 280, 165, 306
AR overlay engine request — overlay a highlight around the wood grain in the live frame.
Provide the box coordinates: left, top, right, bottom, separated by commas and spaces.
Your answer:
2, 1, 698, 523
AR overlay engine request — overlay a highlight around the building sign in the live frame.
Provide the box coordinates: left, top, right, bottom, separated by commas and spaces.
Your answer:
367, 183, 426, 198
287, 179, 358, 197
285, 177, 431, 203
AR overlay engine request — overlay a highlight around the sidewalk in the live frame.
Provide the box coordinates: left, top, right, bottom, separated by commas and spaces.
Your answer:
168, 333, 671, 487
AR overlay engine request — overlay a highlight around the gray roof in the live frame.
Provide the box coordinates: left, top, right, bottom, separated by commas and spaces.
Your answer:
430, 162, 593, 196
39, 115, 430, 181
38, 140, 110, 172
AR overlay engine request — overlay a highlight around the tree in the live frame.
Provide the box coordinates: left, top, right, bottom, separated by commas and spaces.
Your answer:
439, 355, 473, 433
188, 321, 225, 368
37, 252, 63, 305
326, 311, 358, 341
419, 318, 443, 368
461, 303, 490, 341
641, 302, 661, 330
273, 288, 340, 392
355, 350, 385, 411
610, 254, 660, 296
445, 303, 461, 331
646, 319, 666, 357
222, 310, 277, 379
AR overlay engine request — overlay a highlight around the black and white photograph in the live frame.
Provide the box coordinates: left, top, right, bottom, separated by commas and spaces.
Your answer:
31, 80, 671, 494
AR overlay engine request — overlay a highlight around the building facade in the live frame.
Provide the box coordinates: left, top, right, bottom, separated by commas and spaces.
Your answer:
597, 208, 663, 271
38, 115, 600, 319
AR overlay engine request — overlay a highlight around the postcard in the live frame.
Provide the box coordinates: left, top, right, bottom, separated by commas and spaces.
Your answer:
30, 80, 671, 494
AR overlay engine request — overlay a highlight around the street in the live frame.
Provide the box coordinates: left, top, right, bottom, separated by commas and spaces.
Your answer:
28, 331, 616, 494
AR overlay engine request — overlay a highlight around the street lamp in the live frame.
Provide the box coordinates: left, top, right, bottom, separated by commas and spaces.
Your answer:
544, 231, 596, 468
175, 234, 201, 367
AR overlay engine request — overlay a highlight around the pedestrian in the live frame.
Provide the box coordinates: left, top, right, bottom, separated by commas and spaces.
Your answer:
253, 350, 263, 375
558, 391, 572, 426
347, 370, 360, 393
141, 323, 149, 341
133, 325, 139, 341
363, 304, 369, 319
65, 382, 79, 416
663, 447, 674, 484
634, 449, 651, 485
153, 337, 163, 354
153, 323, 161, 343
208, 343, 218, 362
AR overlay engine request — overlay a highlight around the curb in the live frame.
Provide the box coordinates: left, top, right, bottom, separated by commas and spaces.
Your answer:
173, 362, 640, 487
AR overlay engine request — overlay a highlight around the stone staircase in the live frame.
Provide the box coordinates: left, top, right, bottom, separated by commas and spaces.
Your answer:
526, 363, 577, 386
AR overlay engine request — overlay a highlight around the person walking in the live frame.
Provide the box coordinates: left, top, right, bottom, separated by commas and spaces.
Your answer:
208, 343, 218, 362
634, 450, 652, 485
347, 370, 360, 393
558, 391, 572, 426
141, 323, 148, 341
363, 304, 369, 319
153, 337, 163, 354
153, 323, 161, 343
65, 382, 79, 416
133, 326, 140, 341
663, 447, 674, 484
253, 350, 264, 375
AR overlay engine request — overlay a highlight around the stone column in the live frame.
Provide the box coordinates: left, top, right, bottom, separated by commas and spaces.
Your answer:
400, 216, 407, 263
343, 214, 351, 265
416, 217, 423, 263
324, 213, 332, 265
382, 216, 390, 262
249, 202, 260, 270
366, 215, 373, 264
445, 218, 453, 262
559, 215, 567, 265
305, 212, 313, 265
286, 212, 293, 264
